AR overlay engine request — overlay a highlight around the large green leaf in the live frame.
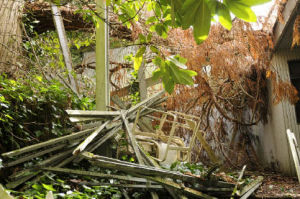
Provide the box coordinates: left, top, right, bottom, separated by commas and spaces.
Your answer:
181, 0, 202, 29
162, 75, 174, 94
134, 46, 146, 71
152, 69, 163, 81
224, 0, 257, 22
193, 0, 211, 44
207, 0, 218, 16
242, 0, 270, 6
217, 3, 232, 30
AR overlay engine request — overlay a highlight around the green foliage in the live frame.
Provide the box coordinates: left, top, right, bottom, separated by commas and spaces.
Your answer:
170, 161, 206, 176
9, 174, 122, 199
24, 31, 95, 71
152, 55, 197, 94
109, 0, 269, 93
0, 74, 94, 152
112, 0, 270, 44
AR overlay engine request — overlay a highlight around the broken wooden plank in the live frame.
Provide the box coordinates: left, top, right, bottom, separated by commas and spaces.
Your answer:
101, 184, 163, 189
0, 184, 14, 199
231, 165, 247, 198
239, 176, 263, 198
41, 167, 150, 183
4, 143, 67, 167
73, 125, 122, 163
287, 129, 300, 183
66, 110, 121, 117
137, 175, 217, 199
46, 191, 54, 199
82, 152, 202, 184
51, 4, 78, 96
121, 111, 144, 164
127, 90, 165, 115
2, 128, 96, 158
73, 120, 110, 155
69, 117, 103, 123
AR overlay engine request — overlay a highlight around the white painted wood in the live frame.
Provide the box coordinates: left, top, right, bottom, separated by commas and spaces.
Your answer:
287, 129, 300, 183
51, 4, 78, 95
46, 191, 54, 199
259, 48, 300, 176
0, 184, 14, 199
66, 110, 121, 117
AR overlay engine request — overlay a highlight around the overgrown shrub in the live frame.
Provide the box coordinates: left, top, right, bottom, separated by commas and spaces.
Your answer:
0, 74, 95, 152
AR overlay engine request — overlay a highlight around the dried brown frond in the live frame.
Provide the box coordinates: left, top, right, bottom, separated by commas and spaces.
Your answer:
292, 15, 300, 48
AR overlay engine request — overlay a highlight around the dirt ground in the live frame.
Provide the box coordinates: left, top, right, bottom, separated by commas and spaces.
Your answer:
253, 172, 300, 198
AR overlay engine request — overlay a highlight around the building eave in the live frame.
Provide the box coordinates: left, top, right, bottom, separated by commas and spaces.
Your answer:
273, 0, 300, 50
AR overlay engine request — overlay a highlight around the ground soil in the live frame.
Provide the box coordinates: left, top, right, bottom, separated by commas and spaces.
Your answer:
253, 172, 300, 198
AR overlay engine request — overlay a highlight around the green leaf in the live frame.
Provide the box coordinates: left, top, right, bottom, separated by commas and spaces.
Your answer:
152, 56, 164, 67
42, 184, 56, 191
162, 74, 175, 94
138, 34, 146, 43
242, 0, 270, 6
181, 0, 201, 29
217, 3, 232, 30
168, 62, 197, 85
193, 0, 211, 44
134, 46, 146, 71
150, 46, 160, 54
154, 24, 168, 38
224, 0, 257, 22
167, 62, 181, 83
106, 0, 111, 6
207, 0, 218, 16
178, 69, 197, 85
152, 69, 163, 81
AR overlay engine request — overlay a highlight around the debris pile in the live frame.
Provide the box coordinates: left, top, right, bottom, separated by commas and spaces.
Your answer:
1, 91, 263, 198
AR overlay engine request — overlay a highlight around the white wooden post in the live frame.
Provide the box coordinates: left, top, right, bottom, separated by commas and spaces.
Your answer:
287, 129, 300, 183
51, 4, 78, 95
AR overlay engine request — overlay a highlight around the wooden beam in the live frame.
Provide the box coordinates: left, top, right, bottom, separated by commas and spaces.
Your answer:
81, 152, 202, 184
1, 128, 96, 158
66, 110, 121, 117
41, 167, 150, 183
51, 4, 78, 96
273, 0, 300, 49
4, 144, 67, 167
96, 0, 109, 111
73, 120, 110, 155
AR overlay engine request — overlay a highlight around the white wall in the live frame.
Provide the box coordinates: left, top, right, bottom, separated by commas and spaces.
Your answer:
257, 48, 300, 176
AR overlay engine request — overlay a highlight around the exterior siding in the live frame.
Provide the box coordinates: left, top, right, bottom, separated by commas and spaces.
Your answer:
260, 48, 300, 175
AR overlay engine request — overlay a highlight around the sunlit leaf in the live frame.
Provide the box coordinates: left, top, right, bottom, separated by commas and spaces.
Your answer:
193, 0, 211, 44
224, 0, 257, 22
217, 3, 232, 30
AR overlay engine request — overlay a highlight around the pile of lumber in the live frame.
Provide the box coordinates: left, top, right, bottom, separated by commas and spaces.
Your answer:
0, 91, 262, 198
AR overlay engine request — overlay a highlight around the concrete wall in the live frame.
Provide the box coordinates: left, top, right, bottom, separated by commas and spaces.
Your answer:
257, 48, 300, 176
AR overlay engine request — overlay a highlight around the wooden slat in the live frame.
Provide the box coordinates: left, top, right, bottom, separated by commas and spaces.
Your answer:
41, 167, 150, 183
2, 128, 96, 158
66, 110, 121, 117
73, 120, 110, 155
82, 152, 201, 184
4, 144, 67, 167
287, 129, 300, 183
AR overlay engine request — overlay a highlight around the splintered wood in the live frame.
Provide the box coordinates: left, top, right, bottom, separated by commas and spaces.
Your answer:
0, 91, 262, 198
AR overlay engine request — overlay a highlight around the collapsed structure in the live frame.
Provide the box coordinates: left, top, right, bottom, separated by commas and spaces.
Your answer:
1, 91, 263, 198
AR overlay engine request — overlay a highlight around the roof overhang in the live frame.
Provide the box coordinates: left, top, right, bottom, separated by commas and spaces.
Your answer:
273, 0, 300, 49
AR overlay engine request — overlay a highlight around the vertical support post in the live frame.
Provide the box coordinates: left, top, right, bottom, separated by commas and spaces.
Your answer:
138, 60, 147, 101
51, 4, 78, 95
96, 0, 109, 111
